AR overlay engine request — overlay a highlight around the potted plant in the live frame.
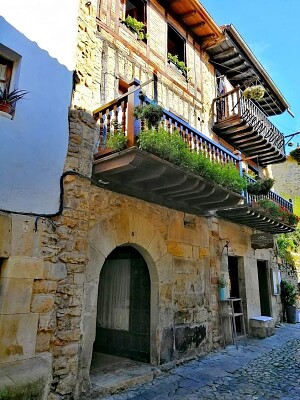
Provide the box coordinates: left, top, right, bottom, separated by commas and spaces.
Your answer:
218, 274, 228, 301
133, 103, 163, 129
0, 88, 28, 114
243, 85, 265, 101
106, 132, 128, 152
281, 280, 298, 323
122, 15, 148, 40
246, 178, 274, 195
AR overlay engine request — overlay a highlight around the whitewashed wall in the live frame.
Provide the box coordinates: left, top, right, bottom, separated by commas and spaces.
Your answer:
0, 1, 79, 213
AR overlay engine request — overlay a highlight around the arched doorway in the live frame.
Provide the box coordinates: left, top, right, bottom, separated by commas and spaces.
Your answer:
93, 246, 151, 363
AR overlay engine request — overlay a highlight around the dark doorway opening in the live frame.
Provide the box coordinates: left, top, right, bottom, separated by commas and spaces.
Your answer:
93, 246, 151, 363
257, 260, 271, 316
228, 256, 241, 332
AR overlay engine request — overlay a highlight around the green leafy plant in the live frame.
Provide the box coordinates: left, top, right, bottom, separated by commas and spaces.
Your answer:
122, 15, 149, 40
218, 274, 228, 289
134, 103, 163, 128
243, 85, 265, 101
254, 199, 299, 227
289, 146, 300, 164
0, 88, 28, 112
277, 226, 300, 268
167, 53, 190, 76
281, 280, 297, 306
246, 178, 274, 195
106, 132, 128, 152
138, 128, 247, 193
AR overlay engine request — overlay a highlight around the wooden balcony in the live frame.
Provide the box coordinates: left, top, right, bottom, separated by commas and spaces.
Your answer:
92, 92, 244, 215
92, 92, 295, 232
212, 88, 286, 166
217, 177, 295, 234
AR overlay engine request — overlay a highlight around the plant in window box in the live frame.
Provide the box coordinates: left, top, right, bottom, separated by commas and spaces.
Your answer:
167, 53, 190, 77
122, 15, 149, 40
246, 177, 274, 195
0, 88, 28, 114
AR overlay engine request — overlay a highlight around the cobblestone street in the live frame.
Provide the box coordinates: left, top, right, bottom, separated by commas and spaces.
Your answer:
99, 324, 300, 400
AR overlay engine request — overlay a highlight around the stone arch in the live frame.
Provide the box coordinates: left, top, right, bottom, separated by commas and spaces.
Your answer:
80, 211, 168, 390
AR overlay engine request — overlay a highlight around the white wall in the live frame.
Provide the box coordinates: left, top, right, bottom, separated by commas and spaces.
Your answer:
0, 1, 79, 213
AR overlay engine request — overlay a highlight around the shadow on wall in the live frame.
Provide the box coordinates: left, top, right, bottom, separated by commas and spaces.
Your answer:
0, 16, 73, 214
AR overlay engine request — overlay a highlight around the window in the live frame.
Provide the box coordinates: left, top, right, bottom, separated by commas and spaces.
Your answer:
168, 24, 185, 64
124, 0, 146, 23
0, 55, 13, 92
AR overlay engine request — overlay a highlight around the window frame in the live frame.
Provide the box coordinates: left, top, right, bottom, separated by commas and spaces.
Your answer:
167, 23, 186, 65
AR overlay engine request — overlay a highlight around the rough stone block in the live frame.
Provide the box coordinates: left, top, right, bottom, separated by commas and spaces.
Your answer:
0, 313, 39, 363
0, 212, 11, 257
249, 316, 275, 338
43, 262, 67, 281
36, 331, 51, 352
0, 356, 51, 399
175, 324, 206, 354
31, 295, 55, 313
160, 327, 174, 363
0, 278, 33, 314
1, 256, 43, 279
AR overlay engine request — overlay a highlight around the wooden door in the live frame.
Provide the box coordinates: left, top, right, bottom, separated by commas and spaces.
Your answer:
257, 260, 271, 316
94, 246, 150, 362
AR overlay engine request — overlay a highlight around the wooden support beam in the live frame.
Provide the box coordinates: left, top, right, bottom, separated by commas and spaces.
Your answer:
181, 10, 196, 21
189, 21, 205, 30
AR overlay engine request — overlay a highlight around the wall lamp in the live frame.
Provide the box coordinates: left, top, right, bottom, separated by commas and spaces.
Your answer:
85, 1, 91, 6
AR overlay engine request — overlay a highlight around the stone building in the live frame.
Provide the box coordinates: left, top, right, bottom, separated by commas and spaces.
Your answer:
0, 1, 298, 398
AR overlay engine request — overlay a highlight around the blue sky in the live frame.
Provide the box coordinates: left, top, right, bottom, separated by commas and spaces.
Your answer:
201, 0, 300, 151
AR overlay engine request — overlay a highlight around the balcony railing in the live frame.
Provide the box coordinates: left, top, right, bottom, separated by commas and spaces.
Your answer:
212, 88, 286, 166
94, 93, 241, 167
93, 91, 295, 233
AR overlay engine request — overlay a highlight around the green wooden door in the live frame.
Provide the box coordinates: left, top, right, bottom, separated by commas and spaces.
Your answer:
94, 247, 151, 363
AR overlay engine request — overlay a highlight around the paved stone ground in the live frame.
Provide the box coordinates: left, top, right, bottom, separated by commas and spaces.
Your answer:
99, 324, 300, 400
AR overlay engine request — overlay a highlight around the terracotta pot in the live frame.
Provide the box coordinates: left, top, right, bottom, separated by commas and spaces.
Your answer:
0, 102, 12, 114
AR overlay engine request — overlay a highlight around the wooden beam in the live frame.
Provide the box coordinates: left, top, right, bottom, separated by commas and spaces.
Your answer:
212, 47, 236, 61
189, 21, 205, 30
181, 10, 196, 21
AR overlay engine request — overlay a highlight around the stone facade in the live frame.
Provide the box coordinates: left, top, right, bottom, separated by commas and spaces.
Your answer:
0, 1, 290, 399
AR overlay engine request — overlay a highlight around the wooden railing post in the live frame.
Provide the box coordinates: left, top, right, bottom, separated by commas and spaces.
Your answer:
127, 78, 140, 147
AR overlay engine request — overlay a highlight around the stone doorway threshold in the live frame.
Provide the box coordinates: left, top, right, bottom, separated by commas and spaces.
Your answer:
88, 352, 155, 398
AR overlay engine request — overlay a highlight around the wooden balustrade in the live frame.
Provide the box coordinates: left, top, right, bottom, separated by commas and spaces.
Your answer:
212, 88, 286, 163
93, 95, 240, 168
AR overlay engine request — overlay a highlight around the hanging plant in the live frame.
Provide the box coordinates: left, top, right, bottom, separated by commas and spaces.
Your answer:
133, 103, 163, 128
246, 178, 274, 195
289, 146, 300, 164
242, 85, 265, 101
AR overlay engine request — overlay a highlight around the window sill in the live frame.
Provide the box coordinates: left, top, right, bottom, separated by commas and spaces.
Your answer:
0, 111, 13, 120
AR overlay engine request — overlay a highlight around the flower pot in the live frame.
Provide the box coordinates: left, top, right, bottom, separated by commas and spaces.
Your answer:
219, 287, 226, 301
0, 102, 12, 114
286, 305, 297, 324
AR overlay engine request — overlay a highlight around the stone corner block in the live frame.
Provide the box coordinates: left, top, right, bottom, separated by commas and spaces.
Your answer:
1, 257, 43, 279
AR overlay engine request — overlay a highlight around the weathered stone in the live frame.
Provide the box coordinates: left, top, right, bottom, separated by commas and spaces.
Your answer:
31, 295, 55, 313
0, 278, 33, 314
36, 331, 51, 352
1, 256, 43, 279
0, 314, 39, 362
43, 262, 67, 281
0, 212, 11, 257
33, 280, 58, 294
